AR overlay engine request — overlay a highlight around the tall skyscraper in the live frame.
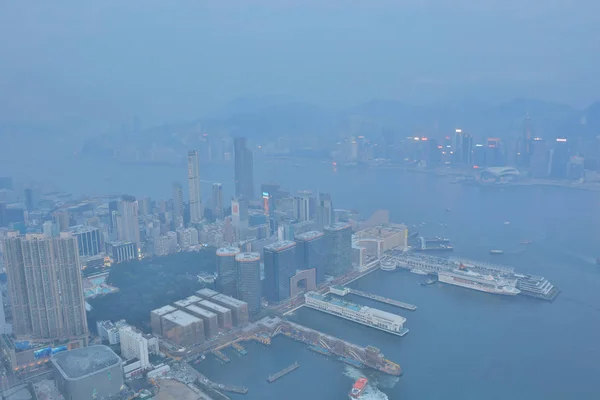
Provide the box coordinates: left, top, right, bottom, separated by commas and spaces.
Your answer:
172, 183, 184, 227
235, 252, 261, 315
295, 231, 326, 284
212, 183, 223, 219
294, 190, 312, 222
117, 196, 141, 249
3, 232, 88, 340
324, 223, 352, 276
231, 198, 249, 240
216, 247, 241, 297
316, 193, 334, 228
68, 225, 102, 256
234, 137, 255, 199
263, 241, 296, 303
188, 150, 203, 222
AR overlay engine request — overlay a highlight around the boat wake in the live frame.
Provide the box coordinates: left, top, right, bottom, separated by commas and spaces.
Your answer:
343, 366, 390, 400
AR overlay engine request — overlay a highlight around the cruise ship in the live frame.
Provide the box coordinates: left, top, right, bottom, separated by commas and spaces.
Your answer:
304, 292, 409, 336
515, 274, 560, 301
438, 265, 520, 296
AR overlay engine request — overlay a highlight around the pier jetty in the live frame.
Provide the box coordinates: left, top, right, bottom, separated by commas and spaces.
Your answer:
333, 286, 417, 311
267, 362, 300, 383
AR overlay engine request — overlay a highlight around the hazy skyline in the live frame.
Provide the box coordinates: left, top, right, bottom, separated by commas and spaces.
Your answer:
1, 1, 599, 128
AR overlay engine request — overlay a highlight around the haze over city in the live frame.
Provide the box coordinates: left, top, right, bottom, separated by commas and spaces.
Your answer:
0, 2, 599, 400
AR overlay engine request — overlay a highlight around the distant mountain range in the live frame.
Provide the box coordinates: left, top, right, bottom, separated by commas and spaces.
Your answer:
7, 96, 598, 165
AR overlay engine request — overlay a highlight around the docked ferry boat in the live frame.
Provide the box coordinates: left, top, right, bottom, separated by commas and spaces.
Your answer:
349, 377, 368, 399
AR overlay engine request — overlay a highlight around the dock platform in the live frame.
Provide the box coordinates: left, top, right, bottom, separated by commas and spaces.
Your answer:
267, 362, 300, 383
212, 349, 230, 363
232, 342, 247, 355
347, 288, 417, 311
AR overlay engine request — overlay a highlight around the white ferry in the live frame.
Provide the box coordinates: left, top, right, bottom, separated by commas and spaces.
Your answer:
438, 265, 520, 296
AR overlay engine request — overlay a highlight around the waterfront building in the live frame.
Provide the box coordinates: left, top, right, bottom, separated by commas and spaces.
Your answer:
263, 240, 297, 303
150, 305, 176, 336
3, 232, 88, 340
216, 247, 241, 297
211, 293, 249, 327
235, 252, 262, 315
185, 304, 219, 339
353, 224, 408, 258
188, 150, 203, 222
294, 230, 326, 284
234, 137, 255, 199
161, 309, 204, 346
197, 300, 233, 330
324, 223, 353, 276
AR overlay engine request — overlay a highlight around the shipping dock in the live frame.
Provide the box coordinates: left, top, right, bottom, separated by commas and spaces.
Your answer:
304, 291, 409, 337
271, 319, 402, 376
212, 349, 230, 363
392, 254, 559, 300
232, 342, 247, 355
267, 362, 300, 383
331, 286, 417, 311
308, 345, 331, 356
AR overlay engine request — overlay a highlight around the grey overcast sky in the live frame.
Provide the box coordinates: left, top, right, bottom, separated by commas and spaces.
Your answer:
0, 1, 598, 128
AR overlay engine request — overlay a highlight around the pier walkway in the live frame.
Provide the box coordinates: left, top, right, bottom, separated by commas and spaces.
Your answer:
348, 288, 417, 311
267, 362, 300, 383
183, 361, 248, 396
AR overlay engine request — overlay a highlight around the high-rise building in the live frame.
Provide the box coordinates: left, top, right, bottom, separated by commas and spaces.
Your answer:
316, 193, 334, 228
172, 183, 184, 227
549, 138, 570, 179
461, 134, 473, 165
295, 231, 326, 284
235, 252, 261, 315
216, 247, 241, 297
188, 150, 203, 222
263, 241, 296, 303
234, 137, 254, 199
324, 223, 353, 276
116, 196, 141, 249
212, 183, 223, 219
294, 190, 312, 222
68, 225, 102, 257
3, 232, 88, 340
231, 198, 249, 240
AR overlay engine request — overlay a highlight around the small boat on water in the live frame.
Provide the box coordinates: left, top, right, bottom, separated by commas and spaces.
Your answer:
349, 377, 368, 399
420, 278, 436, 286
504, 221, 510, 225
489, 249, 504, 255
520, 240, 533, 245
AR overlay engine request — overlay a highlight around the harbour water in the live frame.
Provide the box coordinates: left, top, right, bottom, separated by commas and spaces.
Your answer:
8, 157, 600, 399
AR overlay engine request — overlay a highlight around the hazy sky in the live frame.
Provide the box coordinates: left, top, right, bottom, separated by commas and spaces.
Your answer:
1, 1, 598, 128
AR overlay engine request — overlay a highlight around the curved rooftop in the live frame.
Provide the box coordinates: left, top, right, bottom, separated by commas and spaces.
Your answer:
482, 167, 520, 177
51, 345, 121, 381
295, 231, 325, 241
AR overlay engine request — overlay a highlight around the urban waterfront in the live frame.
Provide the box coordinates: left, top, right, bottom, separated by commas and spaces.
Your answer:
6, 157, 600, 399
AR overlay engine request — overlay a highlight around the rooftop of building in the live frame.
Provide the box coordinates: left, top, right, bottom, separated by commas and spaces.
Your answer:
186, 304, 217, 319
306, 292, 406, 324
51, 345, 121, 380
161, 310, 202, 327
295, 230, 325, 241
151, 305, 177, 316
198, 300, 230, 314
106, 240, 135, 247
264, 240, 296, 252
174, 296, 202, 308
235, 252, 261, 262
68, 224, 99, 234
97, 319, 128, 331
354, 224, 408, 239
196, 288, 219, 298
216, 247, 241, 256
325, 222, 352, 231
212, 293, 247, 308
